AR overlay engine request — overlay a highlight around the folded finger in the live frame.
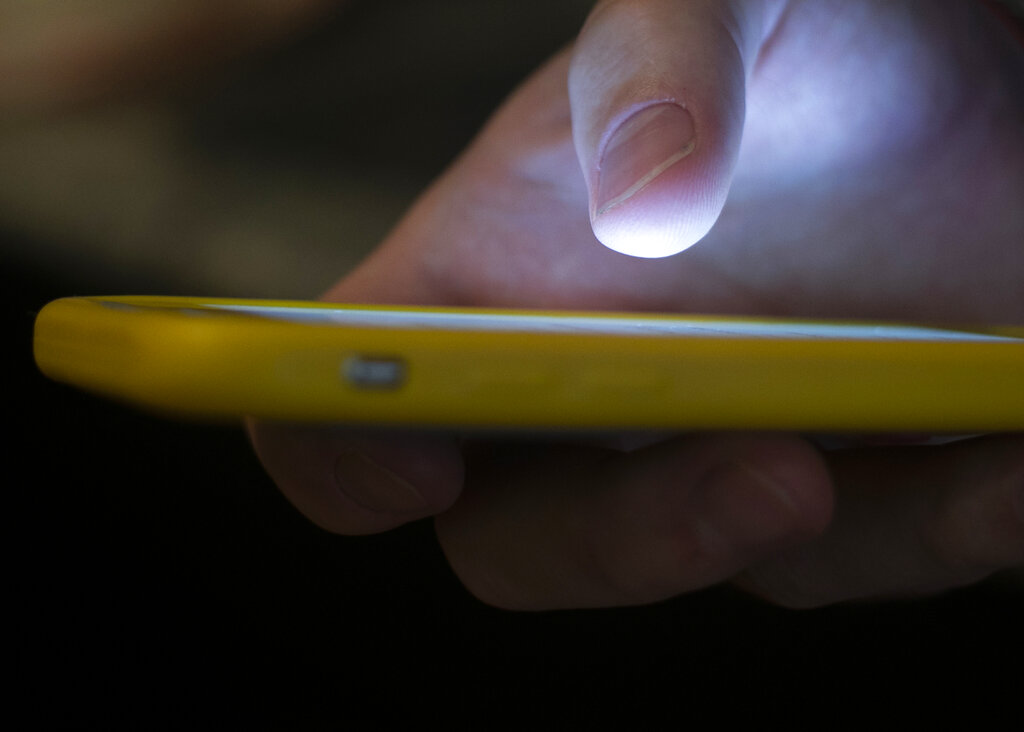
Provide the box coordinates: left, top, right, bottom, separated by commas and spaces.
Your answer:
436, 433, 832, 610
249, 421, 464, 535
737, 434, 1024, 607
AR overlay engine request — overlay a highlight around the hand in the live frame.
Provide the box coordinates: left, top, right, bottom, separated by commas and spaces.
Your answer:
250, 0, 1024, 609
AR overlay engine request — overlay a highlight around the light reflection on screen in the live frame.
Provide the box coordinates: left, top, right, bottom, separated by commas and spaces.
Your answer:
205, 304, 1020, 343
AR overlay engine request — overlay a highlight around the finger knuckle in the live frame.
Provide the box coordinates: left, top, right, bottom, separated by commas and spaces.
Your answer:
922, 480, 1024, 575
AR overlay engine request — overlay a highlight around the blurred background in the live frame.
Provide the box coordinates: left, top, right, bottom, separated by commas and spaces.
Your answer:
2, 0, 595, 296
6, 0, 1021, 723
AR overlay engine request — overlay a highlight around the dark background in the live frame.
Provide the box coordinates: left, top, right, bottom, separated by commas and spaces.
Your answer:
7, 1, 1021, 724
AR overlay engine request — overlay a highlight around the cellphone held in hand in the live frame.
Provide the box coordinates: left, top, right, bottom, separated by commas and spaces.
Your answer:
33, 296, 1024, 431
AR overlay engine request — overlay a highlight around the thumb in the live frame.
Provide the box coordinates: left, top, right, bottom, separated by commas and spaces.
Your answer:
569, 0, 770, 258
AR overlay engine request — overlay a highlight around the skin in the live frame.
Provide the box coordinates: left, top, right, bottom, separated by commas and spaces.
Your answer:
248, 0, 1024, 609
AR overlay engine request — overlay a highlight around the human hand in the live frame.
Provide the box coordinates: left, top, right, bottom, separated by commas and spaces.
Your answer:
251, 0, 1024, 609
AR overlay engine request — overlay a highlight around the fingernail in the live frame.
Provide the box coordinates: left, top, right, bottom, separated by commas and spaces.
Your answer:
334, 450, 429, 513
595, 103, 695, 217
701, 461, 804, 546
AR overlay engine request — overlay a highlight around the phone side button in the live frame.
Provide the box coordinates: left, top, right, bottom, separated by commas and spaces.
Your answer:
342, 355, 407, 390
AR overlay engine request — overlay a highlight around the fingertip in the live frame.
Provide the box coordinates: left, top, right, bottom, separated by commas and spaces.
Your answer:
590, 102, 729, 258
738, 435, 1024, 609
632, 434, 834, 581
248, 420, 464, 535
734, 435, 836, 541
590, 160, 730, 258
589, 434, 834, 605
924, 435, 1024, 570
435, 433, 834, 611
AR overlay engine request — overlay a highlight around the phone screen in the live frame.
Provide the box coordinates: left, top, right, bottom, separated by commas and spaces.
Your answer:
202, 303, 1020, 343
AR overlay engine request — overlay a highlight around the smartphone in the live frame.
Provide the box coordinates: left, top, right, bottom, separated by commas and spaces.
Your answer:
32, 295, 1024, 431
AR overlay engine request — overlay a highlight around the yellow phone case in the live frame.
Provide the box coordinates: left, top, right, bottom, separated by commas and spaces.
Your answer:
33, 296, 1024, 431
